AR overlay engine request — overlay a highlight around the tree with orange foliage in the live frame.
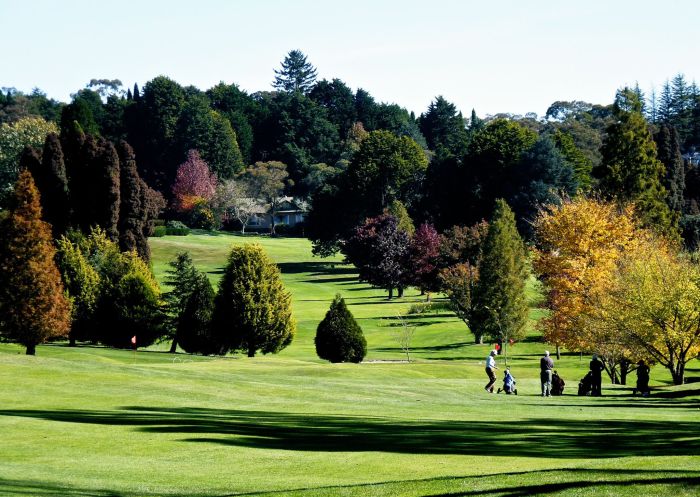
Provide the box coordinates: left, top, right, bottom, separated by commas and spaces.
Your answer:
0, 169, 71, 354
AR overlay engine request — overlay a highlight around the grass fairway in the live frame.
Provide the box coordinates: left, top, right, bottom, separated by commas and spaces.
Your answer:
1, 231, 699, 496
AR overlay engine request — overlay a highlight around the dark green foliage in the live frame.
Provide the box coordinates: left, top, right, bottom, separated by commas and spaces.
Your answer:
597, 88, 677, 239
96, 271, 166, 348
206, 82, 259, 164
419, 96, 469, 158
211, 244, 295, 357
680, 214, 700, 251
60, 98, 99, 137
163, 252, 201, 352
463, 119, 538, 225
173, 95, 243, 180
309, 79, 357, 138
38, 133, 71, 236
94, 139, 121, 241
177, 272, 216, 354
509, 135, 578, 238
117, 141, 149, 260
471, 200, 528, 345
273, 50, 318, 94
551, 130, 592, 191
654, 124, 685, 216
315, 294, 367, 363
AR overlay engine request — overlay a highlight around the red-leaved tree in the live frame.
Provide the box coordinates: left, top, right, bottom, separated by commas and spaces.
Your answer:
172, 149, 217, 212
407, 223, 441, 297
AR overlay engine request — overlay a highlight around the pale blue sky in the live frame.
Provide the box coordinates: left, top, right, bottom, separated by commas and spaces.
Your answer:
2, 0, 699, 117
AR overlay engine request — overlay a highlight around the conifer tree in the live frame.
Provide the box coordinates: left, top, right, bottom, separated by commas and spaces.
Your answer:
0, 170, 71, 354
597, 88, 677, 239
211, 244, 295, 357
273, 50, 318, 94
117, 140, 150, 260
470, 200, 528, 345
163, 252, 199, 352
315, 294, 367, 363
39, 133, 71, 236
177, 272, 216, 355
654, 123, 685, 216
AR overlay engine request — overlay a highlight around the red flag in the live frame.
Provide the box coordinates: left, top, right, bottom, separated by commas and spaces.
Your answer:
131, 336, 136, 345
494, 343, 501, 351
509, 338, 514, 345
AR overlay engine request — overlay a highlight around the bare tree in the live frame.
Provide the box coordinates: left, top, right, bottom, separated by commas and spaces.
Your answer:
392, 313, 416, 362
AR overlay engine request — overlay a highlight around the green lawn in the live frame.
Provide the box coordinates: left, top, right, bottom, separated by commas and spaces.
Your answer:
0, 231, 698, 496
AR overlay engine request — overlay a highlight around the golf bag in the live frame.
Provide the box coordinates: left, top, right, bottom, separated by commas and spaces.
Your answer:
578, 371, 593, 396
551, 371, 565, 396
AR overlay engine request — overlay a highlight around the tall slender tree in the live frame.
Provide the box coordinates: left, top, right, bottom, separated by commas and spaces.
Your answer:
470, 200, 528, 345
0, 170, 71, 354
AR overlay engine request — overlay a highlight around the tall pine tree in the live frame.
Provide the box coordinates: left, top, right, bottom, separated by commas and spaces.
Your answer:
654, 123, 685, 216
0, 170, 71, 354
470, 200, 528, 345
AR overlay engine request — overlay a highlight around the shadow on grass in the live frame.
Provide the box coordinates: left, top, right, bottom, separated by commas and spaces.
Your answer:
375, 342, 472, 353
1, 468, 699, 497
277, 262, 356, 275
2, 407, 700, 459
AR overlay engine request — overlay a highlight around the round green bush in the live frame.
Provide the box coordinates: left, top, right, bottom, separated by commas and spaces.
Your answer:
315, 294, 367, 363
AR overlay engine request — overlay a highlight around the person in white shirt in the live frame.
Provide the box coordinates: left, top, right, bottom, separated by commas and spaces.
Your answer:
485, 350, 498, 393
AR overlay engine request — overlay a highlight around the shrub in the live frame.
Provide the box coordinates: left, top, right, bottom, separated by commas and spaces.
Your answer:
315, 294, 367, 363
152, 226, 167, 237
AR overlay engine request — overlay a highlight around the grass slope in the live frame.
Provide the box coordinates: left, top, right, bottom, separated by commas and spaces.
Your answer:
0, 231, 698, 497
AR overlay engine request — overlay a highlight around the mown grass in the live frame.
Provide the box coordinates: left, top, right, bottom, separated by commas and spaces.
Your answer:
0, 231, 698, 497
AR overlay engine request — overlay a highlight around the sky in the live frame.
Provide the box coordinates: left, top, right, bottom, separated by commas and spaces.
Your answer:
2, 0, 699, 117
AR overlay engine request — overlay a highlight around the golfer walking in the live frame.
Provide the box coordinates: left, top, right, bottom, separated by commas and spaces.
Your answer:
485, 350, 498, 393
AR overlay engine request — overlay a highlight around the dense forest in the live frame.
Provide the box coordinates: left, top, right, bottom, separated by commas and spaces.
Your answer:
2, 51, 700, 252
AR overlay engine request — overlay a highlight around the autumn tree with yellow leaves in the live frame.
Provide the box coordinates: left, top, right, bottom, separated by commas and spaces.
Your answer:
533, 197, 647, 383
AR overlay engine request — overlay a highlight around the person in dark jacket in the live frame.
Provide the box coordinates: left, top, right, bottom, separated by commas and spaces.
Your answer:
589, 354, 604, 396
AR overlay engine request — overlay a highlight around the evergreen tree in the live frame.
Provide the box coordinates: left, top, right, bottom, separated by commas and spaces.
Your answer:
551, 129, 593, 191
273, 50, 318, 94
94, 139, 121, 241
315, 294, 367, 363
211, 244, 295, 357
163, 252, 199, 352
597, 88, 677, 239
509, 135, 578, 238
38, 133, 71, 236
116, 141, 150, 260
419, 96, 469, 158
470, 200, 528, 345
177, 272, 216, 355
654, 124, 685, 216
0, 170, 71, 354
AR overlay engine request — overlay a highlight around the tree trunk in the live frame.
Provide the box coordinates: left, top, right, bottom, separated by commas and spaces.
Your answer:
388, 287, 394, 299
555, 345, 561, 360
26, 344, 36, 355
169, 338, 178, 353
398, 287, 404, 298
241, 224, 246, 234
619, 359, 629, 386
247, 348, 256, 358
474, 333, 483, 345
671, 362, 685, 385
69, 337, 76, 347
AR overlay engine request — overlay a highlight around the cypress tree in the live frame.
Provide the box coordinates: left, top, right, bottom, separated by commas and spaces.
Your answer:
94, 139, 121, 241
470, 200, 528, 345
117, 140, 149, 260
37, 133, 70, 237
315, 294, 367, 363
211, 244, 295, 357
0, 170, 71, 354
